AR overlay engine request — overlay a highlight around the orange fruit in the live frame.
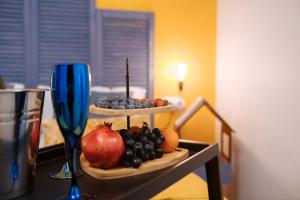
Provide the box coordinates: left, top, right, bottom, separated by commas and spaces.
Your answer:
161, 128, 179, 153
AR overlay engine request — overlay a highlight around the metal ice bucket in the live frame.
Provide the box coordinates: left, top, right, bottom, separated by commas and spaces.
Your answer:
0, 89, 46, 199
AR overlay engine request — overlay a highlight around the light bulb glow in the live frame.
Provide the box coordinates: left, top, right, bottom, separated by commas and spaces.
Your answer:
177, 63, 187, 81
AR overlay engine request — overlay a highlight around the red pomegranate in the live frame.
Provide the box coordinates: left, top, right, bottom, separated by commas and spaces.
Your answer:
81, 123, 125, 169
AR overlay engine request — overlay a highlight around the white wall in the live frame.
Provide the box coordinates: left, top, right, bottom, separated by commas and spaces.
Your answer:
216, 0, 300, 199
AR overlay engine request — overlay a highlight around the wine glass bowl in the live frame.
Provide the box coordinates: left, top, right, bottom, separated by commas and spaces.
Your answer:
51, 64, 90, 199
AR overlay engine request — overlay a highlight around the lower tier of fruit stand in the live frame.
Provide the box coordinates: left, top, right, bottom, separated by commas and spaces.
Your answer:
18, 140, 223, 200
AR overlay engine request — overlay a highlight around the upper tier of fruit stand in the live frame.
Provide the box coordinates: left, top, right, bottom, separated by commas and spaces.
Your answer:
89, 104, 174, 116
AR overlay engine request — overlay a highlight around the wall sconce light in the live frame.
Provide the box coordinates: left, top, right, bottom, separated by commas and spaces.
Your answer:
177, 63, 187, 92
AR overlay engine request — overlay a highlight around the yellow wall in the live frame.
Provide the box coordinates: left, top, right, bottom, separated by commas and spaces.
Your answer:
96, 0, 217, 143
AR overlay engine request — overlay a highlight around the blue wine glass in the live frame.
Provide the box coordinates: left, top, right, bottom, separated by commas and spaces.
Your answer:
51, 64, 91, 200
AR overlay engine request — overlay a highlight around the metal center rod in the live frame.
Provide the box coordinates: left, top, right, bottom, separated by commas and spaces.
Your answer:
126, 58, 130, 129
0, 74, 6, 89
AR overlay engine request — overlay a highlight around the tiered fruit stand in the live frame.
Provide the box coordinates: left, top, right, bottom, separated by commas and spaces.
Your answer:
81, 104, 189, 180
81, 58, 190, 179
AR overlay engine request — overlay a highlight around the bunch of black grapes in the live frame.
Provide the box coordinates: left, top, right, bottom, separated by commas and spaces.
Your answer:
119, 122, 165, 168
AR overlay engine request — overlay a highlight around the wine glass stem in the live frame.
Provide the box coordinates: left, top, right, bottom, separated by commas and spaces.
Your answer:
69, 147, 80, 200
64, 142, 69, 163
71, 147, 77, 185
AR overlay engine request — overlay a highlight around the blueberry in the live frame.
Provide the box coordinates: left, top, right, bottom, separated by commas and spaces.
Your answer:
124, 149, 134, 160
118, 105, 126, 109
99, 96, 107, 102
106, 97, 113, 103
125, 138, 135, 148
94, 99, 101, 104
104, 103, 110, 108
111, 105, 119, 109
119, 101, 127, 106
134, 103, 143, 109
95, 99, 101, 103
112, 101, 119, 105
148, 101, 154, 107
126, 104, 135, 109
111, 96, 118, 101
142, 102, 149, 108
132, 158, 142, 168
118, 96, 125, 100
154, 138, 162, 148
96, 101, 106, 108
155, 148, 163, 158
126, 98, 135, 104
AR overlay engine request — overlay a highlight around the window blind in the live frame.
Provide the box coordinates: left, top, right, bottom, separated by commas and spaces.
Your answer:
100, 11, 153, 97
0, 0, 25, 83
37, 0, 90, 85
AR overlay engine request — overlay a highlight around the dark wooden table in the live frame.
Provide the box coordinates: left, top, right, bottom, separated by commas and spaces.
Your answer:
18, 140, 223, 200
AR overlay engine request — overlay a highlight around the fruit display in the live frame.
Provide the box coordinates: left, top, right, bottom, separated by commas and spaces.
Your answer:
95, 96, 169, 110
119, 122, 165, 168
81, 123, 125, 169
161, 128, 179, 153
81, 122, 176, 170
82, 63, 183, 175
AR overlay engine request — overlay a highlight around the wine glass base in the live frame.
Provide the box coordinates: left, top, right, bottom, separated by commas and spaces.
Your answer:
57, 193, 96, 200
50, 162, 83, 179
